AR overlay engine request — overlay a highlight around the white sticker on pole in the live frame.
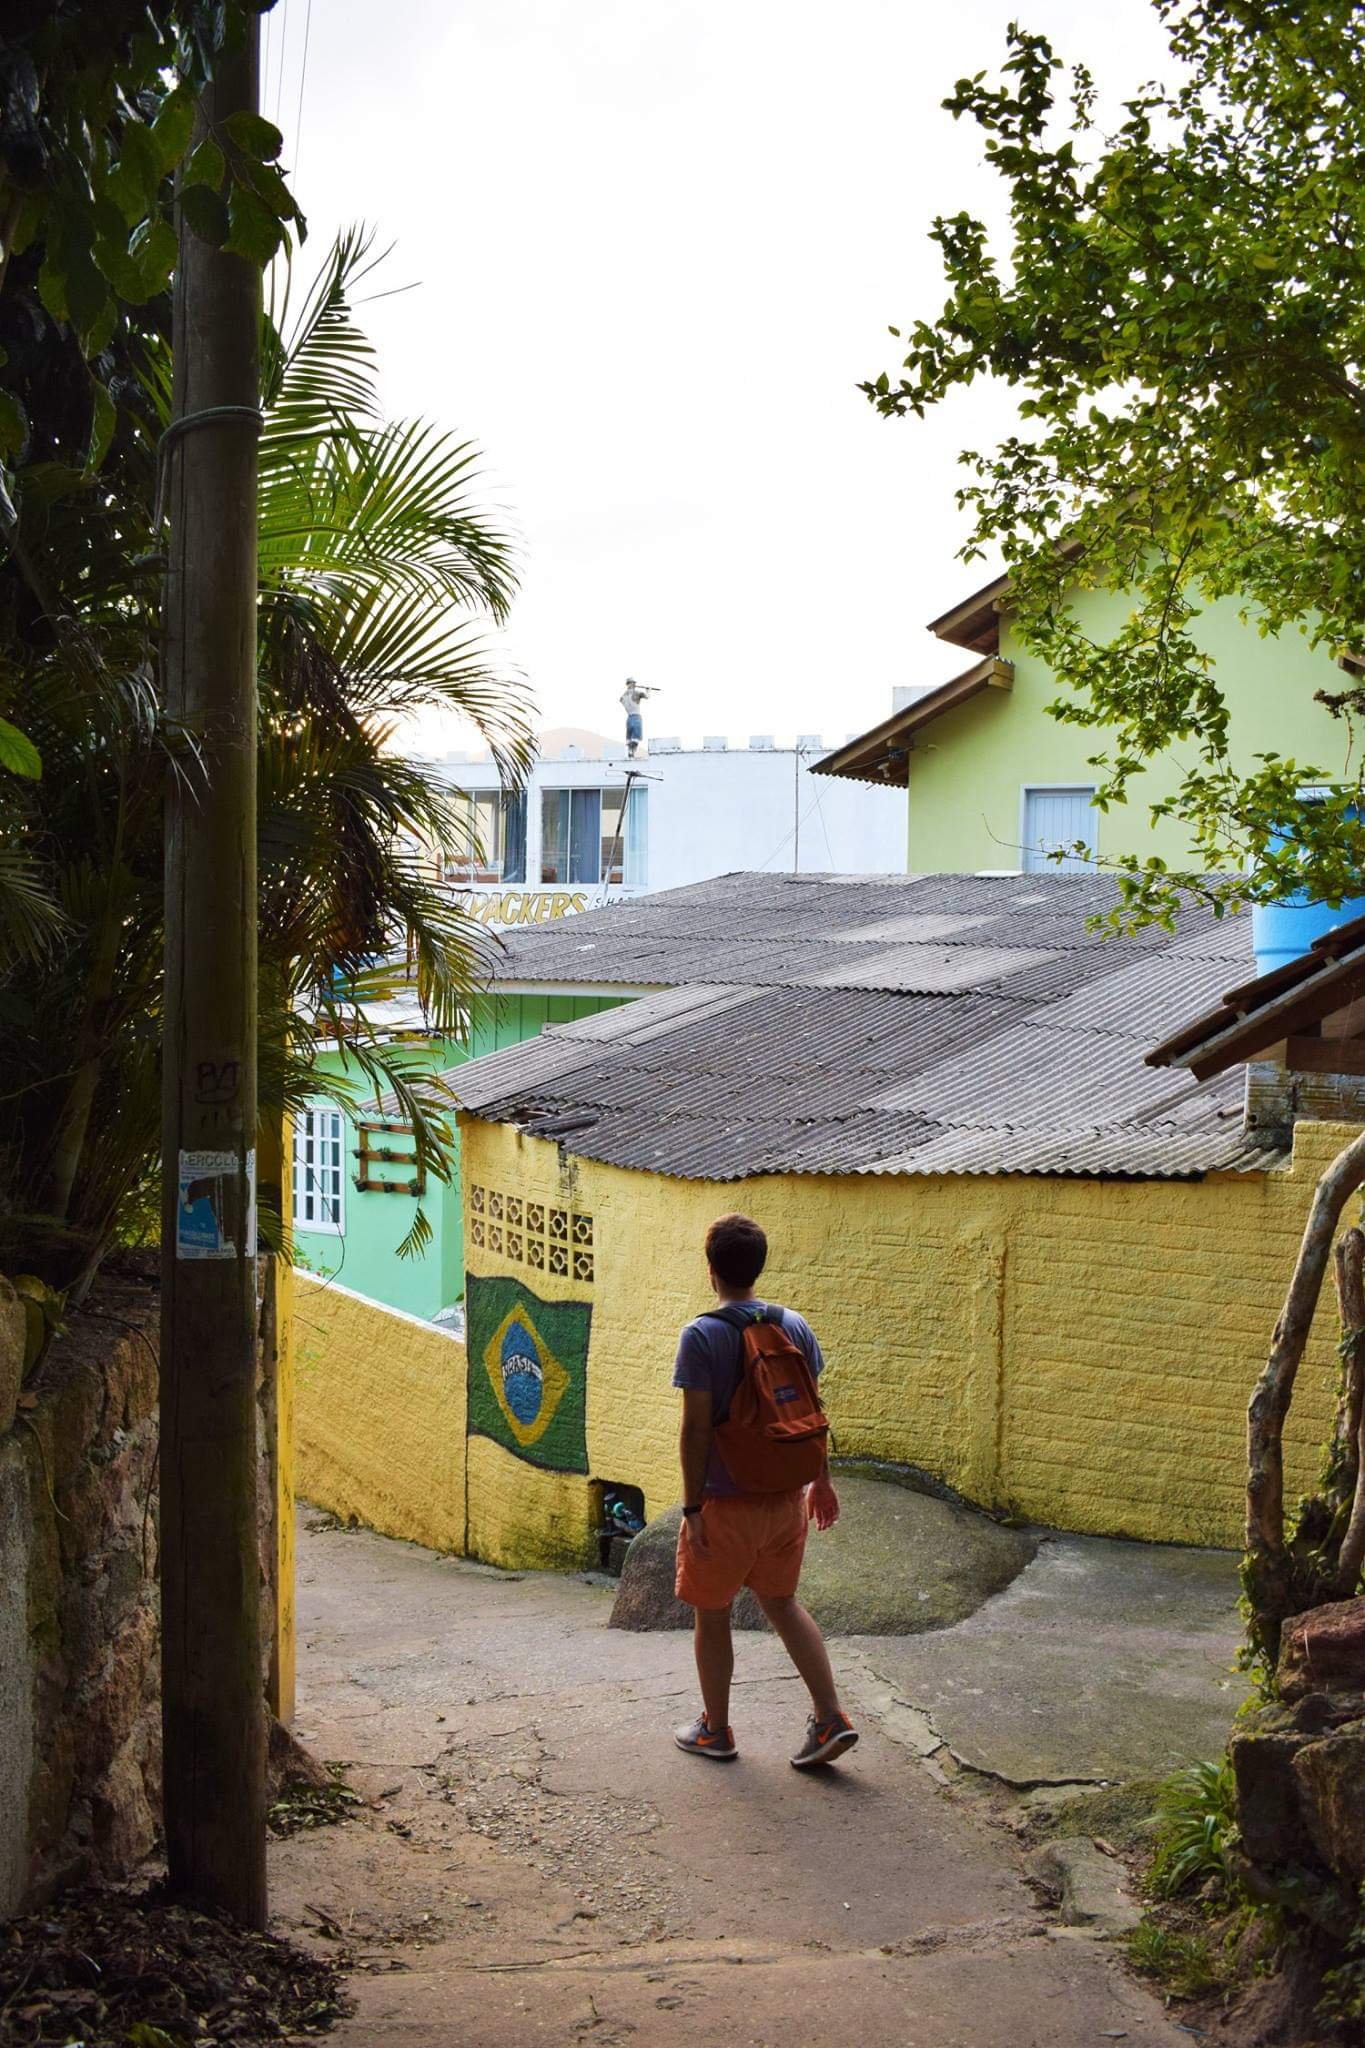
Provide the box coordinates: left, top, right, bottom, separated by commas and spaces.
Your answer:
176, 1147, 256, 1260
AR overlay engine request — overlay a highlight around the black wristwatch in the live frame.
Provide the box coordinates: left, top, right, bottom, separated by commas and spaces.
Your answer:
682, 1502, 703, 1516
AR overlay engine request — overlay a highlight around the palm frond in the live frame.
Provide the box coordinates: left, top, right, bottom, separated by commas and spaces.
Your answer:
260, 417, 519, 621
260, 226, 386, 454
0, 846, 65, 970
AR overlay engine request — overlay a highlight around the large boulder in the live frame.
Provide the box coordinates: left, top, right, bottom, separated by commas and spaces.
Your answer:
609, 1474, 1035, 1634
1232, 1690, 1365, 1899
1229, 1706, 1317, 1868
1278, 1596, 1365, 1703
1293, 1719, 1365, 1887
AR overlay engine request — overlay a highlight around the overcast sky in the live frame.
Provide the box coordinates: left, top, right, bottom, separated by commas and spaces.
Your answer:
269, 0, 1169, 753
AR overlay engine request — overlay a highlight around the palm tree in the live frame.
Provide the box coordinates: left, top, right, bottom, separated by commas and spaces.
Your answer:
0, 227, 531, 1287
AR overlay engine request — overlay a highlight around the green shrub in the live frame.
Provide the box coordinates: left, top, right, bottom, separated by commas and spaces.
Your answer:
1148, 1758, 1238, 1899
1320, 1886, 1365, 2027
1127, 1919, 1220, 1997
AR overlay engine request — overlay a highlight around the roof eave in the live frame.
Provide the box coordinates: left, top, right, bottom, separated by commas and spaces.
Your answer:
926, 571, 1011, 653
812, 657, 1014, 785
1148, 938, 1365, 1080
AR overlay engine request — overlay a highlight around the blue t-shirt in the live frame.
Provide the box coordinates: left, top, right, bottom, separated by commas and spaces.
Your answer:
672, 1301, 825, 1496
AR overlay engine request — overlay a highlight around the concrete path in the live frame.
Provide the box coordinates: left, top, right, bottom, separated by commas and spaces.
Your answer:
856, 1530, 1245, 1786
268, 1515, 1240, 2047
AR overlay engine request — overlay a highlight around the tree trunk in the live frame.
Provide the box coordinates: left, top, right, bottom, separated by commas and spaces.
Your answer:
1337, 1235, 1365, 1594
1245, 1129, 1365, 1665
159, 23, 267, 1927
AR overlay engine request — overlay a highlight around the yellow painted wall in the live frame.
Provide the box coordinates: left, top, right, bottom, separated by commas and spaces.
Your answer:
464, 1434, 593, 1571
294, 1276, 467, 1554
296, 1117, 1360, 1564
458, 1116, 1355, 1555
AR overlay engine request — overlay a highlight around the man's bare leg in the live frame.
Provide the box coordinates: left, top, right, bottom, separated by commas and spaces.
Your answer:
755, 1591, 841, 1721
694, 1604, 735, 1729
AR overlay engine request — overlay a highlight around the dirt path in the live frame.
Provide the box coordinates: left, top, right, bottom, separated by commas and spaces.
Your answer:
270, 1515, 1195, 2048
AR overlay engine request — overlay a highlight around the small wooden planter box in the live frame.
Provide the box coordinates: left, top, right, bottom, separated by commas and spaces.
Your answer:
353, 1121, 425, 1197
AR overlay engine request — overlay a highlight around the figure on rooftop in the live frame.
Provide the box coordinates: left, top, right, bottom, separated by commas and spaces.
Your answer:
620, 677, 658, 758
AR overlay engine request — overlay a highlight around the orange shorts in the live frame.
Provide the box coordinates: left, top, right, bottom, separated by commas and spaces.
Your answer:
675, 1490, 808, 1610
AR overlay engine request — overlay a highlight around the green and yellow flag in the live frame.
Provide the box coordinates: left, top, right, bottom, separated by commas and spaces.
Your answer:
466, 1274, 591, 1473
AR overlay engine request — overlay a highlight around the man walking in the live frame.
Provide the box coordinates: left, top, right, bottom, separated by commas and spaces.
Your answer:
672, 1213, 858, 1768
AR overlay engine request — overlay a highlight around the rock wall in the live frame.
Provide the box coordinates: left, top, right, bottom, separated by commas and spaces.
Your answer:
0, 1263, 161, 1915
1230, 1598, 1365, 1926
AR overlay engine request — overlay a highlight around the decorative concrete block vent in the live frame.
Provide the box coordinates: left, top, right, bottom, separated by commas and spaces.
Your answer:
702, 735, 727, 752
468, 1184, 594, 1283
650, 737, 680, 753
749, 735, 774, 751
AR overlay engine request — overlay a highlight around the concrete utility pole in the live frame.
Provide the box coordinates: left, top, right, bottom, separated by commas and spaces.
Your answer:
159, 20, 267, 1927
793, 742, 803, 874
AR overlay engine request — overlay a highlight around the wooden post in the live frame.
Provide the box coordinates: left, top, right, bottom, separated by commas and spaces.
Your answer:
159, 19, 267, 1926
1244, 1128, 1365, 1665
259, 1110, 296, 1726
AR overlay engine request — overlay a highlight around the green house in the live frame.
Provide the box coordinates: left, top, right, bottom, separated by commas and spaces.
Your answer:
292, 990, 624, 1319
814, 570, 1356, 873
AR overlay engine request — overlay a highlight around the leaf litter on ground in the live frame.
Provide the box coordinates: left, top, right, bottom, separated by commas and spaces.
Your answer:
0, 1882, 353, 2046
268, 1764, 364, 1839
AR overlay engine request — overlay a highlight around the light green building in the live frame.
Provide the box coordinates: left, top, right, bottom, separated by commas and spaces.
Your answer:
292, 991, 623, 1319
815, 570, 1355, 872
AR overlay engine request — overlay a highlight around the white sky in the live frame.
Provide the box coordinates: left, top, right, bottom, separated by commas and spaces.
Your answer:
268, 0, 1169, 752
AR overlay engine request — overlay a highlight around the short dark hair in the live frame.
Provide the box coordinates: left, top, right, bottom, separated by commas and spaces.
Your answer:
705, 1212, 768, 1289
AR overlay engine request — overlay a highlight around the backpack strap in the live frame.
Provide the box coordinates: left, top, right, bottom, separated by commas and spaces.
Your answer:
699, 1303, 785, 1332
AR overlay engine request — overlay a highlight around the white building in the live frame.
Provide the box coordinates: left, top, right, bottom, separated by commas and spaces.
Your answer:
430, 727, 906, 926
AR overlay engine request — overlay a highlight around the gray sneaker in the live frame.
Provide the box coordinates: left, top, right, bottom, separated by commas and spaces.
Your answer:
673, 1713, 738, 1761
791, 1711, 858, 1769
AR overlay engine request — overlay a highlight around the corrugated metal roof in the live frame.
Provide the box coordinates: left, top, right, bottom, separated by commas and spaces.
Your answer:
446, 871, 1287, 1183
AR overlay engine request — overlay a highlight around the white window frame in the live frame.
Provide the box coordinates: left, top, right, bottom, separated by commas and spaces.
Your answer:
1018, 782, 1098, 874
293, 1105, 346, 1235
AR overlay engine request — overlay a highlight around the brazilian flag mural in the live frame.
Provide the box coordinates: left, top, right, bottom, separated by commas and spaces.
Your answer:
466, 1274, 591, 1473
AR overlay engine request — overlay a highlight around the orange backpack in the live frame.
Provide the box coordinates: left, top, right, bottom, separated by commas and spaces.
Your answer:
704, 1304, 829, 1493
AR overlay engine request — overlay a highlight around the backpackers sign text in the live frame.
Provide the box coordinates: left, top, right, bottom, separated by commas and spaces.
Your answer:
448, 889, 589, 928
466, 1274, 591, 1473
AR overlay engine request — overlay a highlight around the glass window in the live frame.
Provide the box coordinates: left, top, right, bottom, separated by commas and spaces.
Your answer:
600, 786, 628, 885
598, 784, 648, 884
293, 1107, 345, 1233
542, 786, 648, 887
569, 787, 600, 883
501, 788, 527, 883
624, 783, 647, 887
444, 787, 526, 883
541, 789, 602, 884
541, 789, 569, 883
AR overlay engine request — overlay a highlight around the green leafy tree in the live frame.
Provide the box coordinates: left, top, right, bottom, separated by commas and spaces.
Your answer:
1, 219, 530, 1287
0, 0, 303, 958
866, 0, 1365, 927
